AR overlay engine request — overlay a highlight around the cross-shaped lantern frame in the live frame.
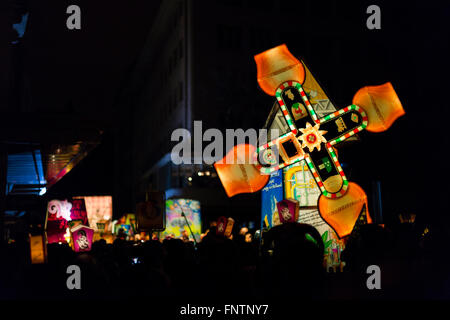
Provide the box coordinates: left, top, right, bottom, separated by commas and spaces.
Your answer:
254, 80, 369, 199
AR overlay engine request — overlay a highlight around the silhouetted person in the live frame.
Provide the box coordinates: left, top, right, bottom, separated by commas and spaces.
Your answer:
261, 223, 325, 299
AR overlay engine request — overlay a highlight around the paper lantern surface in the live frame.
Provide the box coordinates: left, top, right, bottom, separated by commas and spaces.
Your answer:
46, 200, 72, 244
162, 199, 202, 242
46, 198, 89, 244
284, 163, 320, 206
68, 219, 83, 229
254, 44, 305, 96
76, 196, 113, 232
71, 225, 94, 252
216, 216, 228, 236
224, 218, 234, 237
136, 192, 165, 231
30, 234, 47, 264
276, 199, 299, 223
352, 82, 405, 133
214, 144, 269, 197
48, 199, 72, 221
70, 199, 89, 226
261, 170, 284, 228
318, 182, 371, 238
115, 224, 131, 236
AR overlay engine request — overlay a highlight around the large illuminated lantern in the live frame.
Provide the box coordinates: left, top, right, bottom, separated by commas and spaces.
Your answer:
45, 198, 89, 244
215, 44, 404, 238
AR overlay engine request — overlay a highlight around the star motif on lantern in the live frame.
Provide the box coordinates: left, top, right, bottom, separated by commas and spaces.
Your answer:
298, 122, 327, 152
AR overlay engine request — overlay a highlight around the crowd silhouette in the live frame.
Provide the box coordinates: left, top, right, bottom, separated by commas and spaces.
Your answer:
0, 219, 447, 300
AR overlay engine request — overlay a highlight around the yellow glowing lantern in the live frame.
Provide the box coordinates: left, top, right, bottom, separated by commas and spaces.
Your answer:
214, 144, 269, 197
352, 82, 405, 133
254, 44, 305, 96
318, 182, 372, 238
64, 227, 71, 245
224, 217, 234, 237
30, 234, 47, 264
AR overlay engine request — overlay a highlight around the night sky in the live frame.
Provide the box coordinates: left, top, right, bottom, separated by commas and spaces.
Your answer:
15, 0, 160, 112
6, 1, 449, 229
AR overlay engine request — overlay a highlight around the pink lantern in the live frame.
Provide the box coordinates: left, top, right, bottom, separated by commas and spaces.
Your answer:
71, 225, 94, 252
276, 199, 299, 224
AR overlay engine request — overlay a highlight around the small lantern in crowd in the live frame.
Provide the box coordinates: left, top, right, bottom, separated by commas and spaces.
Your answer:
276, 199, 299, 224
71, 225, 94, 252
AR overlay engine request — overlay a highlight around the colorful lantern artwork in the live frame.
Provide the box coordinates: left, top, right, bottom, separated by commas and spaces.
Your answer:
126, 213, 137, 234
114, 214, 133, 236
70, 198, 89, 226
70, 225, 94, 252
68, 219, 83, 229
115, 223, 131, 236
162, 199, 202, 242
74, 196, 113, 232
224, 217, 234, 238
46, 200, 72, 244
216, 216, 228, 236
216, 216, 235, 237
281, 162, 350, 271
261, 170, 284, 229
48, 199, 72, 221
45, 198, 89, 244
284, 163, 320, 206
215, 44, 404, 238
276, 199, 299, 224
96, 222, 105, 233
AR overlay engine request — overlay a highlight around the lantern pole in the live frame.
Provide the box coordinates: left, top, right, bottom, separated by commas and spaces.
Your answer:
180, 208, 198, 246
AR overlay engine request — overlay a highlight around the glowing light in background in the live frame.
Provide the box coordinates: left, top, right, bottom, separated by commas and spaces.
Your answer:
12, 13, 29, 44
39, 187, 47, 196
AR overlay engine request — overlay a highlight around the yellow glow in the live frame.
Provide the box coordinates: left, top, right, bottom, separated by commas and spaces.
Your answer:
298, 122, 327, 152
30, 234, 46, 264
284, 164, 317, 200
64, 227, 71, 244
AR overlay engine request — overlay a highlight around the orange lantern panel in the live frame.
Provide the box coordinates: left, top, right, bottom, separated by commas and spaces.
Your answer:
352, 82, 405, 133
254, 44, 305, 96
214, 144, 269, 197
318, 182, 372, 238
